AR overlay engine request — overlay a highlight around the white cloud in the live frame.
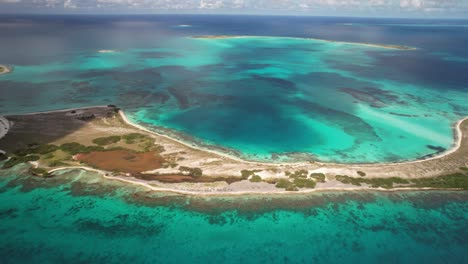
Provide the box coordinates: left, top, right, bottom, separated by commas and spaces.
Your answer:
0, 0, 466, 16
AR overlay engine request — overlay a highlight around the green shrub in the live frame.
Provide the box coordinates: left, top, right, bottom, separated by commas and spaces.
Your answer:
60, 143, 104, 155
3, 155, 40, 169
357, 171, 366, 177
411, 173, 468, 190
241, 169, 261, 179
335, 175, 362, 186
293, 178, 316, 189
310, 173, 326, 182
13, 144, 58, 156
275, 178, 299, 191
286, 185, 299, 192
92, 136, 121, 146
250, 175, 262, 183
335, 175, 409, 189
28, 167, 51, 177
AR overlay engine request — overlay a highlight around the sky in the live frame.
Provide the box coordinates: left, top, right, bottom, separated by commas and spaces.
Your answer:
0, 0, 467, 18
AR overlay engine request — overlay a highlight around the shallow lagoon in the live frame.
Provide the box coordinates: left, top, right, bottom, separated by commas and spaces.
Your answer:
0, 15, 467, 163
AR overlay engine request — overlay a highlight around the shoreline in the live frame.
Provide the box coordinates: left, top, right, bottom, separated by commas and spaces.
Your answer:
47, 166, 464, 196
119, 110, 467, 167
4, 106, 466, 167
190, 35, 417, 50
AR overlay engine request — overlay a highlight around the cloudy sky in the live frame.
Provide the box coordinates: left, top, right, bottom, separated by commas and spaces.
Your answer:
0, 0, 467, 18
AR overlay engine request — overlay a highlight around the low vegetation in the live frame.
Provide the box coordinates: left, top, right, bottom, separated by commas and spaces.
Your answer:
410, 173, 468, 190
293, 178, 316, 188
357, 171, 366, 177
275, 179, 298, 191
310, 173, 326, 183
249, 175, 262, 183
92, 136, 121, 146
13, 144, 58, 156
241, 169, 262, 179
60, 142, 104, 155
179, 166, 203, 178
335, 175, 410, 189
122, 133, 147, 144
28, 167, 51, 178
3, 155, 40, 169
48, 160, 67, 167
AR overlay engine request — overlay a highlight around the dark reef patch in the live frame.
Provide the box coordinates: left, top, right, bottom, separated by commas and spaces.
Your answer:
75, 218, 165, 238
426, 145, 446, 154
252, 75, 297, 91
296, 99, 381, 142
389, 112, 418, 117
340, 87, 405, 108
168, 84, 234, 109
118, 90, 170, 108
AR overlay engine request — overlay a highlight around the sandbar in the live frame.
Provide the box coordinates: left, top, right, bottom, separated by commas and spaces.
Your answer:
191, 35, 417, 50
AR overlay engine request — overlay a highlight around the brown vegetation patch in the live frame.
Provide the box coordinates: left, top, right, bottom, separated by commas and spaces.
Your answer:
76, 150, 164, 174
135, 174, 242, 184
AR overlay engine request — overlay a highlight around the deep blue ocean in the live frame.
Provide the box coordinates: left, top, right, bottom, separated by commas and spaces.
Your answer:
0, 15, 467, 263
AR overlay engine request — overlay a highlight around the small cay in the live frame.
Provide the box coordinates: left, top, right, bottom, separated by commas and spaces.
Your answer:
0, 64, 12, 75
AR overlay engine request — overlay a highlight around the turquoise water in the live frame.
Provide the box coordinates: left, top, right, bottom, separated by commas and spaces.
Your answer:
0, 16, 467, 163
0, 167, 467, 263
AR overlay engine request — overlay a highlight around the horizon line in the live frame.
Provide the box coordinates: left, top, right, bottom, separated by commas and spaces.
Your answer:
1, 13, 468, 20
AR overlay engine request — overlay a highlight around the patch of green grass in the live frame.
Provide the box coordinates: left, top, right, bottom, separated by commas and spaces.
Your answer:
459, 167, 468, 172
249, 175, 262, 183
92, 136, 121, 146
3, 155, 40, 169
357, 171, 366, 177
310, 173, 326, 182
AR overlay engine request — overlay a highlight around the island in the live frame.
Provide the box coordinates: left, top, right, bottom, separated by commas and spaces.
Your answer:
0, 64, 12, 75
0, 106, 466, 195
191, 35, 417, 50
98, 50, 117, 53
